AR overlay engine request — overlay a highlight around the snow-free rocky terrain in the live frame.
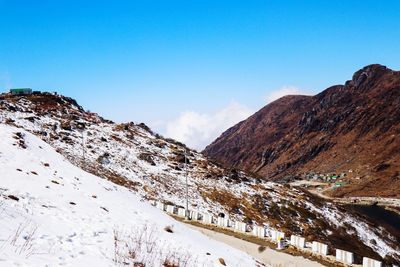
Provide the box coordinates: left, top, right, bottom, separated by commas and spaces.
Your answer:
0, 124, 260, 266
0, 92, 399, 264
204, 64, 400, 198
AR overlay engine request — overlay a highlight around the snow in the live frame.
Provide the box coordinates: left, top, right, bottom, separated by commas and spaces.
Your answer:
317, 206, 398, 259
0, 100, 263, 222
0, 94, 399, 263
0, 124, 259, 266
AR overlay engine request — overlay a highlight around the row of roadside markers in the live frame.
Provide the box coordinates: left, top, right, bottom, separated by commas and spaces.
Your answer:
155, 202, 394, 267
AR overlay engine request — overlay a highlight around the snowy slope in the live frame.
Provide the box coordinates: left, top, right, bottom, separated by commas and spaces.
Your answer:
0, 124, 260, 266
0, 93, 399, 263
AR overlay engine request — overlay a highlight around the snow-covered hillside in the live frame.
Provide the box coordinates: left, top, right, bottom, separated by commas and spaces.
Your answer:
0, 93, 399, 263
0, 124, 259, 266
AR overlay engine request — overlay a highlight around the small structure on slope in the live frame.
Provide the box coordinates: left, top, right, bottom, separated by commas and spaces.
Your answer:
9, 88, 32, 95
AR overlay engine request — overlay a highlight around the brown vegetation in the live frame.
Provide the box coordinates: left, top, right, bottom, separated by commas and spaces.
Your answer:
204, 64, 400, 198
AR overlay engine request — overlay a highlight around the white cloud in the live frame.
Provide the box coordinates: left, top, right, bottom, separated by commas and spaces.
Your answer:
156, 86, 310, 150
163, 102, 253, 150
265, 85, 306, 103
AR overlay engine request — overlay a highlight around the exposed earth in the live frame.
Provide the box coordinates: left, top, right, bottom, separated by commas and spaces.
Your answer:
204, 64, 400, 199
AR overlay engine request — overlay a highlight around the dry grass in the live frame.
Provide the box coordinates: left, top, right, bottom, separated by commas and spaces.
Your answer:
0, 219, 39, 259
113, 223, 198, 267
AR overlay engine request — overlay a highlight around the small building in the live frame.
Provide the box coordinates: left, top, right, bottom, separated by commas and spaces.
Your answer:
332, 181, 345, 189
10, 88, 32, 95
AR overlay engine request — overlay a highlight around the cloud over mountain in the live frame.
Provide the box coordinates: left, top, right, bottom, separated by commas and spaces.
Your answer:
165, 102, 253, 150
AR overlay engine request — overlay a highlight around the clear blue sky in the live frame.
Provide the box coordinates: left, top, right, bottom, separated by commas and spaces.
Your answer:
1, 1, 400, 147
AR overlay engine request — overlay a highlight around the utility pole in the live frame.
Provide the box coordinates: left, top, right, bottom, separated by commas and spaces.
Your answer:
185, 149, 189, 220
81, 130, 85, 167
76, 122, 86, 168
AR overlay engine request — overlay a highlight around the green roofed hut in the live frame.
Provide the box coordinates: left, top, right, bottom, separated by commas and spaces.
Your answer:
10, 88, 32, 95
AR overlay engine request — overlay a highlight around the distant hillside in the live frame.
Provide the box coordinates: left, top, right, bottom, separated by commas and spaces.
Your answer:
203, 64, 400, 198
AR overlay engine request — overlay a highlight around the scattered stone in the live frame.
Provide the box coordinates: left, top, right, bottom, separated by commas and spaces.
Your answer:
7, 195, 19, 201
138, 153, 156, 166
97, 153, 111, 165
164, 225, 173, 233
100, 207, 109, 212
258, 246, 266, 253
60, 121, 72, 131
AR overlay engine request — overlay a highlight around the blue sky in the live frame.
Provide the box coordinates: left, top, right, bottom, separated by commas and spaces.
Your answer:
1, 1, 399, 149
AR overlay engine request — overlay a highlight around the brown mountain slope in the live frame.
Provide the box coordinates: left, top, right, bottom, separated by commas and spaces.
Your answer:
203, 64, 400, 198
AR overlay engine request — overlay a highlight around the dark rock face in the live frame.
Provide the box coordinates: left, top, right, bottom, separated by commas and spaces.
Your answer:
138, 153, 156, 166
203, 64, 400, 197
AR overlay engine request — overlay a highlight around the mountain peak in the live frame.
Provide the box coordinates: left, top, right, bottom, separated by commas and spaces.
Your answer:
204, 64, 400, 198
351, 64, 391, 87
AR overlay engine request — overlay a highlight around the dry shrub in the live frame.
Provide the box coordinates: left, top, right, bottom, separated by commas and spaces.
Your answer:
218, 258, 226, 266
163, 250, 194, 267
0, 219, 39, 258
113, 224, 199, 267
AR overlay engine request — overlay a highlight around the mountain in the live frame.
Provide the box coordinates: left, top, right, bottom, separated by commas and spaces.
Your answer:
203, 64, 400, 198
0, 91, 399, 263
0, 124, 258, 266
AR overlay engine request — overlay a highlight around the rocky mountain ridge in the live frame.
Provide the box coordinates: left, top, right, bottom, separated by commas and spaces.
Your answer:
204, 64, 400, 198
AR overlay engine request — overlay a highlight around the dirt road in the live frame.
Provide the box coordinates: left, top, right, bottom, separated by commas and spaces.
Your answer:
187, 224, 326, 267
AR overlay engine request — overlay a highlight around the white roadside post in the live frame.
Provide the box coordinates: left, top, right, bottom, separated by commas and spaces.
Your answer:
336, 249, 354, 265
166, 205, 175, 214
252, 226, 265, 238
156, 202, 165, 211
271, 230, 285, 242
233, 221, 247, 233
202, 213, 213, 224
312, 241, 328, 256
217, 217, 224, 227
362, 257, 382, 267
290, 235, 305, 249
190, 210, 201, 221
224, 218, 230, 227
177, 207, 186, 218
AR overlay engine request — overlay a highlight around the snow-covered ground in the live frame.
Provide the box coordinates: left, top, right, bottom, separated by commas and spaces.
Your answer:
0, 93, 398, 263
0, 124, 260, 266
